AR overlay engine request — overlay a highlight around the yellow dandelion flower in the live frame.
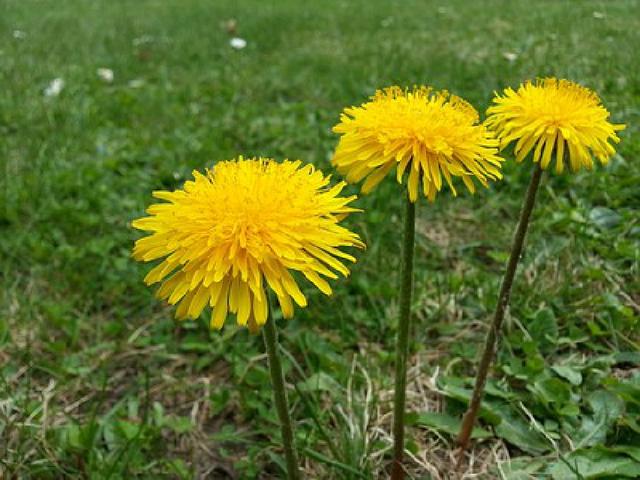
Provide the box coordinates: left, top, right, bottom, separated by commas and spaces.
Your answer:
485, 78, 625, 173
331, 86, 504, 203
132, 157, 364, 333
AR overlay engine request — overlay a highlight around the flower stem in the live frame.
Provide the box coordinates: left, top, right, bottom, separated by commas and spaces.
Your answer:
457, 164, 544, 459
391, 196, 416, 480
263, 306, 300, 480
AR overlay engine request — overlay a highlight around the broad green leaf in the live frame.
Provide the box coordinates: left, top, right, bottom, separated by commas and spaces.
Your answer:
552, 365, 583, 386
297, 372, 341, 393
116, 420, 142, 440
603, 377, 640, 406
162, 415, 193, 434
411, 411, 491, 439
532, 377, 572, 407
620, 416, 640, 434
589, 207, 621, 230
528, 308, 558, 351
493, 408, 550, 455
588, 390, 625, 421
166, 458, 191, 478
62, 424, 84, 451
438, 377, 549, 453
614, 352, 640, 364
608, 446, 640, 463
497, 457, 547, 480
485, 380, 516, 400
549, 447, 640, 479
574, 390, 624, 448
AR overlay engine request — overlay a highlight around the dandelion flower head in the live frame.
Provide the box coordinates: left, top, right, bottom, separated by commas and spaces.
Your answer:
133, 157, 363, 333
485, 78, 625, 173
332, 86, 504, 202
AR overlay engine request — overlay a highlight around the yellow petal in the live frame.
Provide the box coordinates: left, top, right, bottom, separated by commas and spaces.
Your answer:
236, 282, 251, 326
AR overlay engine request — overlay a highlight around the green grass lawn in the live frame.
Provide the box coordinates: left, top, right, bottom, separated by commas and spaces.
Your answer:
1, 0, 639, 478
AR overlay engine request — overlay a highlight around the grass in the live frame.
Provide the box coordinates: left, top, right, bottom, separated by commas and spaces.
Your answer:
1, 0, 639, 478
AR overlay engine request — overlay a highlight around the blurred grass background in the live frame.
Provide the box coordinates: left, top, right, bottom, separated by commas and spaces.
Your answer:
1, 0, 639, 478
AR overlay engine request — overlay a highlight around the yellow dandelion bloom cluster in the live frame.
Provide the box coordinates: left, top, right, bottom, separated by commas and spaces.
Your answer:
332, 86, 504, 202
132, 157, 363, 332
485, 78, 626, 173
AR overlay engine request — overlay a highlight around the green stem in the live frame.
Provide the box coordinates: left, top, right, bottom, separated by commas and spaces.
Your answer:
391, 196, 416, 480
263, 306, 300, 480
457, 164, 544, 459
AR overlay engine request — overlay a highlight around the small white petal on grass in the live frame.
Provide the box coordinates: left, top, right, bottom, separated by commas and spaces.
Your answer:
592, 11, 605, 19
132, 35, 154, 46
97, 68, 114, 83
128, 79, 145, 88
44, 78, 64, 97
502, 51, 518, 62
13, 30, 27, 39
229, 37, 247, 49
